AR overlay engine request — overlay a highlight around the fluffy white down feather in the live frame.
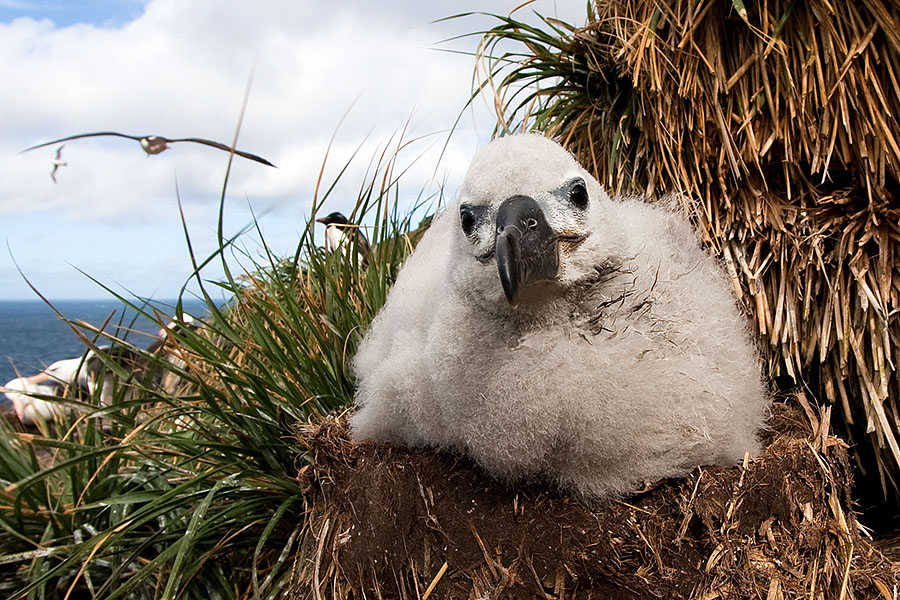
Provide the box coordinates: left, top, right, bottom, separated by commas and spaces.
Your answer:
351, 134, 770, 500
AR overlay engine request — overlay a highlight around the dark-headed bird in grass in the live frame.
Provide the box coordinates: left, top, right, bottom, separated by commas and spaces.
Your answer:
316, 211, 370, 266
350, 134, 771, 501
22, 131, 276, 167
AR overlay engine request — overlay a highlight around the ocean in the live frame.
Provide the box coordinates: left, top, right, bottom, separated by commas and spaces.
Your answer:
0, 299, 211, 388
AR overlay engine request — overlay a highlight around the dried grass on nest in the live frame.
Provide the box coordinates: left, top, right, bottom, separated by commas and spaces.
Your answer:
479, 0, 900, 498
287, 400, 898, 599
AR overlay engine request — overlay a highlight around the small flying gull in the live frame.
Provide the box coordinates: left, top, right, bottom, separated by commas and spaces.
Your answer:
351, 134, 770, 501
316, 211, 370, 265
50, 145, 67, 183
23, 131, 276, 167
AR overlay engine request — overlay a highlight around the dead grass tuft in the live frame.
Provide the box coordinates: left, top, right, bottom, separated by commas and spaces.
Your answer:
478, 0, 900, 500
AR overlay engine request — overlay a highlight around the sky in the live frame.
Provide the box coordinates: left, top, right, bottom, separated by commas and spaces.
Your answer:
0, 0, 590, 301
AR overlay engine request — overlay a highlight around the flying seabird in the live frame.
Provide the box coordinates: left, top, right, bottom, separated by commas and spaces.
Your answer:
50, 145, 67, 183
22, 131, 276, 167
350, 134, 770, 501
316, 211, 370, 265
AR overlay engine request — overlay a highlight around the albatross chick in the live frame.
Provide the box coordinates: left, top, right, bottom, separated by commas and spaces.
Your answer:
351, 134, 770, 500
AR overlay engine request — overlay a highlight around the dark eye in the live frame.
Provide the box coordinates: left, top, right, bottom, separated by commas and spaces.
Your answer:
460, 204, 476, 236
569, 179, 589, 209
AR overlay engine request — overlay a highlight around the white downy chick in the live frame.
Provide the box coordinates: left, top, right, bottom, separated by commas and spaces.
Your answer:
351, 134, 769, 500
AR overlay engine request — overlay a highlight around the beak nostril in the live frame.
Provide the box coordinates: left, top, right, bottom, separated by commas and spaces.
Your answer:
524, 218, 538, 230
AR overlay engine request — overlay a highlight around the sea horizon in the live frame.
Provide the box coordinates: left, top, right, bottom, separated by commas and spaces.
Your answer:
0, 298, 212, 387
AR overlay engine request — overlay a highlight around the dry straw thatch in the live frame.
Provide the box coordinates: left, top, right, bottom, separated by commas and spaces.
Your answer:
287, 402, 899, 599
479, 0, 900, 501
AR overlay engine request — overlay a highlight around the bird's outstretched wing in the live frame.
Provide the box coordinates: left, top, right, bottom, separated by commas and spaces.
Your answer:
22, 132, 276, 167
22, 132, 142, 153
168, 137, 276, 167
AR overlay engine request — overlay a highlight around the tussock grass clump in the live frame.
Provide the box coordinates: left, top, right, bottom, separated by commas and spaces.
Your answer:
0, 136, 434, 599
477, 1, 900, 500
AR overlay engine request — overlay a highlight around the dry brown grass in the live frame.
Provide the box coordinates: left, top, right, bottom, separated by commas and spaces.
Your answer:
478, 0, 900, 500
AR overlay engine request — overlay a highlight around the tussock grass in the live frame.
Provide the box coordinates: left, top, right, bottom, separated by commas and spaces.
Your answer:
0, 132, 436, 599
477, 0, 900, 502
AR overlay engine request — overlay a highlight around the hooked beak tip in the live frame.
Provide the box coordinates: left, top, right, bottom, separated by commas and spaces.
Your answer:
493, 195, 560, 305
496, 229, 521, 305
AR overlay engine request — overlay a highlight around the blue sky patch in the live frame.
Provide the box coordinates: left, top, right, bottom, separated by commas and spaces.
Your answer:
0, 0, 146, 27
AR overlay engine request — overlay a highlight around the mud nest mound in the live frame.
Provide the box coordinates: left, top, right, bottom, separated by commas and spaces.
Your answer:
288, 401, 898, 599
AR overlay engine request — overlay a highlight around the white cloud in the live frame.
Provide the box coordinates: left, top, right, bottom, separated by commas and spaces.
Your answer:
0, 0, 589, 299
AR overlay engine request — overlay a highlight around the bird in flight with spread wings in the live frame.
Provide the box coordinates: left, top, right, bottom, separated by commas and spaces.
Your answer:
49, 145, 67, 183
22, 131, 276, 168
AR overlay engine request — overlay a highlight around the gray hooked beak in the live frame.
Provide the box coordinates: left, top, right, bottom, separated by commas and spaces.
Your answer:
495, 195, 559, 305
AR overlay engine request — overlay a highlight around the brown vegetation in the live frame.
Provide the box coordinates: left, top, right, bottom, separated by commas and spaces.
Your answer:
288, 400, 898, 599
480, 0, 900, 501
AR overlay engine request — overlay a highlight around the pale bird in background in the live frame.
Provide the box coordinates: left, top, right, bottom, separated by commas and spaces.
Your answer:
3, 354, 93, 424
2, 315, 200, 425
50, 145, 67, 183
23, 131, 276, 167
